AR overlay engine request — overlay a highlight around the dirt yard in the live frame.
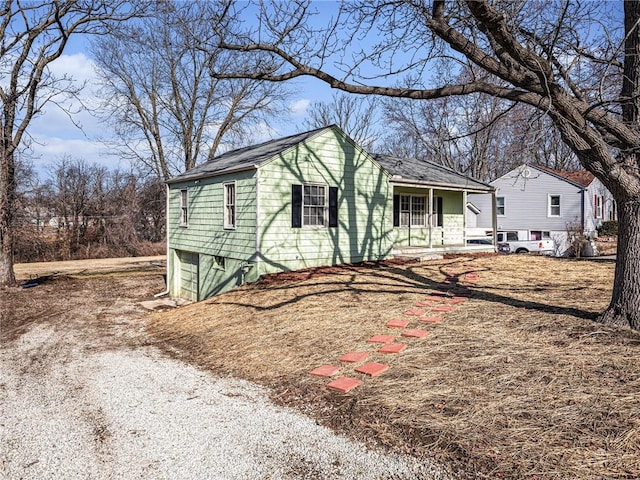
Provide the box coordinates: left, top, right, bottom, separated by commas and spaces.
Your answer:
148, 254, 640, 480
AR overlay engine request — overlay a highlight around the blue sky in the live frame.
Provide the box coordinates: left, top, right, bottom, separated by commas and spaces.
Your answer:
27, 8, 339, 177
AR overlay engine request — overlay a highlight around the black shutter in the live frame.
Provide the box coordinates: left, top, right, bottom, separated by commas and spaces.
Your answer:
437, 196, 444, 227
328, 187, 338, 228
393, 195, 400, 227
292, 184, 302, 228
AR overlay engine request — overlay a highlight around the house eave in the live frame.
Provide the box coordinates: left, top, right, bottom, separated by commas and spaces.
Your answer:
167, 164, 259, 185
389, 176, 494, 193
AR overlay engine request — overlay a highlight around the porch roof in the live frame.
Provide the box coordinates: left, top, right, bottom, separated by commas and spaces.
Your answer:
373, 154, 494, 193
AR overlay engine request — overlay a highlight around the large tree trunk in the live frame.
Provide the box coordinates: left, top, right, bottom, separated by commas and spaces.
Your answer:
599, 196, 640, 330
599, 1, 640, 330
0, 152, 17, 286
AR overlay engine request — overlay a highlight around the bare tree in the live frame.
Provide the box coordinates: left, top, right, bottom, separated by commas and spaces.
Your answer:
92, 2, 290, 181
210, 0, 640, 330
381, 91, 580, 182
303, 92, 380, 151
47, 157, 94, 256
0, 0, 149, 286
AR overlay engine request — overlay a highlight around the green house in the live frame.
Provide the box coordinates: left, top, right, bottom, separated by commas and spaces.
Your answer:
166, 125, 495, 301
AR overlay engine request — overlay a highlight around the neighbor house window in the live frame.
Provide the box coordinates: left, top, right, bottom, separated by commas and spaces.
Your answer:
548, 195, 561, 217
303, 184, 327, 227
496, 196, 505, 216
180, 189, 188, 226
594, 195, 603, 219
610, 200, 617, 221
530, 231, 551, 240
224, 182, 236, 229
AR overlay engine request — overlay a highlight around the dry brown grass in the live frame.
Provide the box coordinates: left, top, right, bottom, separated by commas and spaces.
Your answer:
596, 236, 618, 256
149, 255, 640, 480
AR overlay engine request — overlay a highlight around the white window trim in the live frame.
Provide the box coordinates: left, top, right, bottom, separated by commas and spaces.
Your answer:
548, 194, 561, 217
399, 194, 428, 228
180, 189, 188, 227
496, 196, 505, 217
223, 182, 236, 230
303, 183, 328, 228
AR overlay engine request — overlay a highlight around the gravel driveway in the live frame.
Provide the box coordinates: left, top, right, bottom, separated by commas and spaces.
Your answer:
1, 275, 449, 480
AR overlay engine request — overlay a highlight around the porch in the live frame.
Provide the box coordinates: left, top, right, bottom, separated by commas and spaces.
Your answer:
390, 243, 496, 261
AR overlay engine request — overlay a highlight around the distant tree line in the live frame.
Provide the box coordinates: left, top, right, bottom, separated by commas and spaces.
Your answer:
14, 158, 165, 263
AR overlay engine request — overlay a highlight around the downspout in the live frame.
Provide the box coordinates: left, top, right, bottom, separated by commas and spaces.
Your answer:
154, 183, 171, 298
491, 189, 498, 251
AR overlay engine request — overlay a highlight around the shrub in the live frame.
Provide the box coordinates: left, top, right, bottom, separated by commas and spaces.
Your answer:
598, 220, 618, 236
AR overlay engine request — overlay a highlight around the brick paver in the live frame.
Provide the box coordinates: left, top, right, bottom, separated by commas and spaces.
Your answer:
326, 377, 362, 393
309, 365, 341, 377
339, 351, 369, 363
355, 362, 389, 377
378, 343, 407, 354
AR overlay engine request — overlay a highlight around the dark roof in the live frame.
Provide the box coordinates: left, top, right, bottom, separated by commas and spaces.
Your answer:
372, 154, 493, 192
167, 125, 332, 183
168, 125, 492, 192
535, 165, 594, 188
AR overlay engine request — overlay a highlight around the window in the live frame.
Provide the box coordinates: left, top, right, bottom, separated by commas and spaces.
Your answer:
291, 184, 338, 228
213, 255, 226, 270
180, 189, 188, 226
397, 195, 427, 227
530, 231, 551, 240
224, 183, 236, 229
594, 194, 603, 219
496, 196, 505, 216
548, 195, 561, 217
412, 196, 426, 226
400, 195, 410, 227
303, 184, 326, 226
610, 200, 617, 221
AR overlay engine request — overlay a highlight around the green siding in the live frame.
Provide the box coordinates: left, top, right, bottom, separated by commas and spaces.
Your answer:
166, 126, 469, 301
257, 129, 392, 275
167, 170, 258, 299
198, 254, 259, 298
168, 170, 257, 258
391, 188, 464, 247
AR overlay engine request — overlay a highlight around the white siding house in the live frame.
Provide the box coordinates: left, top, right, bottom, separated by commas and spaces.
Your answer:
468, 164, 616, 255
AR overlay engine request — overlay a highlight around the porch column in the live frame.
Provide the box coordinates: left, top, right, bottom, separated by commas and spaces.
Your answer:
491, 190, 498, 249
463, 190, 467, 246
428, 188, 433, 248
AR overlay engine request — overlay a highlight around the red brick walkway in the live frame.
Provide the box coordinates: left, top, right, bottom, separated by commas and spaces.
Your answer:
311, 263, 480, 393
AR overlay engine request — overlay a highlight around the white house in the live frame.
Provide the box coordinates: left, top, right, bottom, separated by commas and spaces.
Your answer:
468, 164, 616, 255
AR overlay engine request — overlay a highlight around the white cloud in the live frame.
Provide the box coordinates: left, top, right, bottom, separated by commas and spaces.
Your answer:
289, 98, 310, 116
29, 136, 129, 174
48, 52, 98, 86
23, 53, 119, 174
